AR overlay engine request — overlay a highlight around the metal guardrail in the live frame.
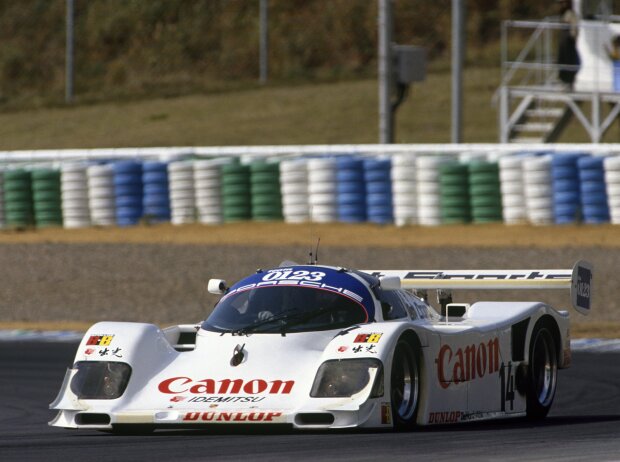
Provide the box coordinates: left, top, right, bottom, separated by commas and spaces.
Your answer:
1, 144, 620, 164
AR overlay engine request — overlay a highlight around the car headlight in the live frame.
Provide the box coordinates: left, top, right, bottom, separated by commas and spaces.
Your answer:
70, 361, 132, 399
310, 359, 383, 398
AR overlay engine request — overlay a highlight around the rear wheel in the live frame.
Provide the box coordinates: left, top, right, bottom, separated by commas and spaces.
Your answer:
390, 339, 419, 429
526, 322, 558, 419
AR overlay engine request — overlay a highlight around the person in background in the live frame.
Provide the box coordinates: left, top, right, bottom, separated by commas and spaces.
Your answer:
605, 35, 620, 61
557, 0, 580, 90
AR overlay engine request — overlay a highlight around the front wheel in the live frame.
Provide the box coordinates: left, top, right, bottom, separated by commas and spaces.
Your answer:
390, 339, 419, 430
526, 322, 558, 420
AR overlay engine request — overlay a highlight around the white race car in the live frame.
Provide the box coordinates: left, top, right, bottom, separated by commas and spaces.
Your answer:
50, 260, 592, 432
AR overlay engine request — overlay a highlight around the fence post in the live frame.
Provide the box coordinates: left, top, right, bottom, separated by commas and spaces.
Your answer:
65, 0, 74, 103
259, 0, 268, 85
378, 0, 393, 144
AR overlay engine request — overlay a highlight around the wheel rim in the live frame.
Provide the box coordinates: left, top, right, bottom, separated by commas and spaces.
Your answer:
391, 343, 419, 422
531, 329, 557, 407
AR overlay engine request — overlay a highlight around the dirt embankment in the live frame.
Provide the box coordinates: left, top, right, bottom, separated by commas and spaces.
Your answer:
0, 223, 616, 337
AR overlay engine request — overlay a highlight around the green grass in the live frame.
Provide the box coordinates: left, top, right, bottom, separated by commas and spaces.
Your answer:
0, 66, 612, 150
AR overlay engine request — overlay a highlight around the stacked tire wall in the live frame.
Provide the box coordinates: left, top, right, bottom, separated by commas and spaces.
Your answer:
1, 148, 620, 229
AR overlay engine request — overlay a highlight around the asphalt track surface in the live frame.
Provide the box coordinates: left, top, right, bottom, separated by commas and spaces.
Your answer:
2, 343, 620, 462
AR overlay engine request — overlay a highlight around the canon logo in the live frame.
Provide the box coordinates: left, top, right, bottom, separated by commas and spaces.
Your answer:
437, 338, 500, 389
158, 377, 295, 395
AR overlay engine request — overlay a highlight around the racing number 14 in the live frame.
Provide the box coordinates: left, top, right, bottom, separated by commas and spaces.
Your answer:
499, 362, 515, 412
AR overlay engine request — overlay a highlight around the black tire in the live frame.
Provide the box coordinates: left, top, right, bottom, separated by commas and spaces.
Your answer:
526, 321, 558, 420
390, 339, 420, 430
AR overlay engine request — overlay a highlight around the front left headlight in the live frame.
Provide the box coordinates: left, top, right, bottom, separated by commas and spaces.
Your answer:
310, 359, 383, 398
70, 361, 132, 399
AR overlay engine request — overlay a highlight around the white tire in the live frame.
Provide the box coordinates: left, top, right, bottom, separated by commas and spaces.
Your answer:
501, 181, 523, 195
393, 182, 416, 195
501, 194, 523, 207
88, 186, 115, 199
308, 182, 337, 195
503, 207, 527, 222
170, 189, 195, 201
170, 197, 195, 208
169, 179, 194, 190
61, 182, 89, 193
391, 154, 416, 167
418, 195, 441, 207
499, 168, 523, 182
88, 176, 114, 188
499, 156, 524, 169
604, 156, 620, 171
308, 193, 336, 206
280, 171, 308, 183
417, 181, 440, 195
284, 204, 311, 216
524, 184, 552, 197
194, 177, 221, 189
64, 219, 91, 229
522, 156, 551, 172
62, 189, 89, 200
308, 169, 336, 183
282, 195, 308, 207
607, 183, 620, 196
197, 205, 223, 215
523, 170, 551, 184
62, 198, 90, 209
281, 183, 307, 195
89, 198, 116, 209
605, 171, 620, 183
526, 197, 553, 209
392, 194, 416, 207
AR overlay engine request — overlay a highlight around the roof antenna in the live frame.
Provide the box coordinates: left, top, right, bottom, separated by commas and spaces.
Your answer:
314, 238, 320, 265
308, 237, 320, 265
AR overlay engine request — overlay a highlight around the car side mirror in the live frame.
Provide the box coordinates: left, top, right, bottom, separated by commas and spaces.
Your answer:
207, 279, 227, 295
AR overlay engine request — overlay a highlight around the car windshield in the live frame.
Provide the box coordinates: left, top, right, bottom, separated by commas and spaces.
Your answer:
202, 286, 368, 334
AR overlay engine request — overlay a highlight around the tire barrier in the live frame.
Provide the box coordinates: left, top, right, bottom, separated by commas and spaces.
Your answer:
31, 168, 62, 228
2, 150, 619, 230
280, 158, 310, 223
113, 161, 142, 227
61, 163, 91, 229
87, 164, 116, 227
168, 160, 195, 225
605, 156, 620, 224
194, 158, 232, 225
468, 161, 502, 223
551, 154, 583, 224
578, 156, 609, 224
0, 170, 4, 228
4, 169, 34, 228
308, 158, 338, 223
364, 158, 393, 224
391, 153, 417, 226
142, 161, 170, 224
416, 155, 449, 226
439, 162, 470, 224
221, 162, 252, 222
523, 156, 554, 225
250, 161, 283, 221
499, 155, 526, 224
337, 157, 366, 223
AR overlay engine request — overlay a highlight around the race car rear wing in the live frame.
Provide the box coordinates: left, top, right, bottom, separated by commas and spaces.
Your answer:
363, 260, 593, 316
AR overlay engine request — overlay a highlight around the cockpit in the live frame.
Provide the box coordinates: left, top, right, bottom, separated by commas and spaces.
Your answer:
201, 266, 375, 334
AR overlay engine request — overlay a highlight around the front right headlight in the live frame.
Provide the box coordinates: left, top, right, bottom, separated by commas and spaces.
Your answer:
70, 361, 132, 399
310, 359, 383, 398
